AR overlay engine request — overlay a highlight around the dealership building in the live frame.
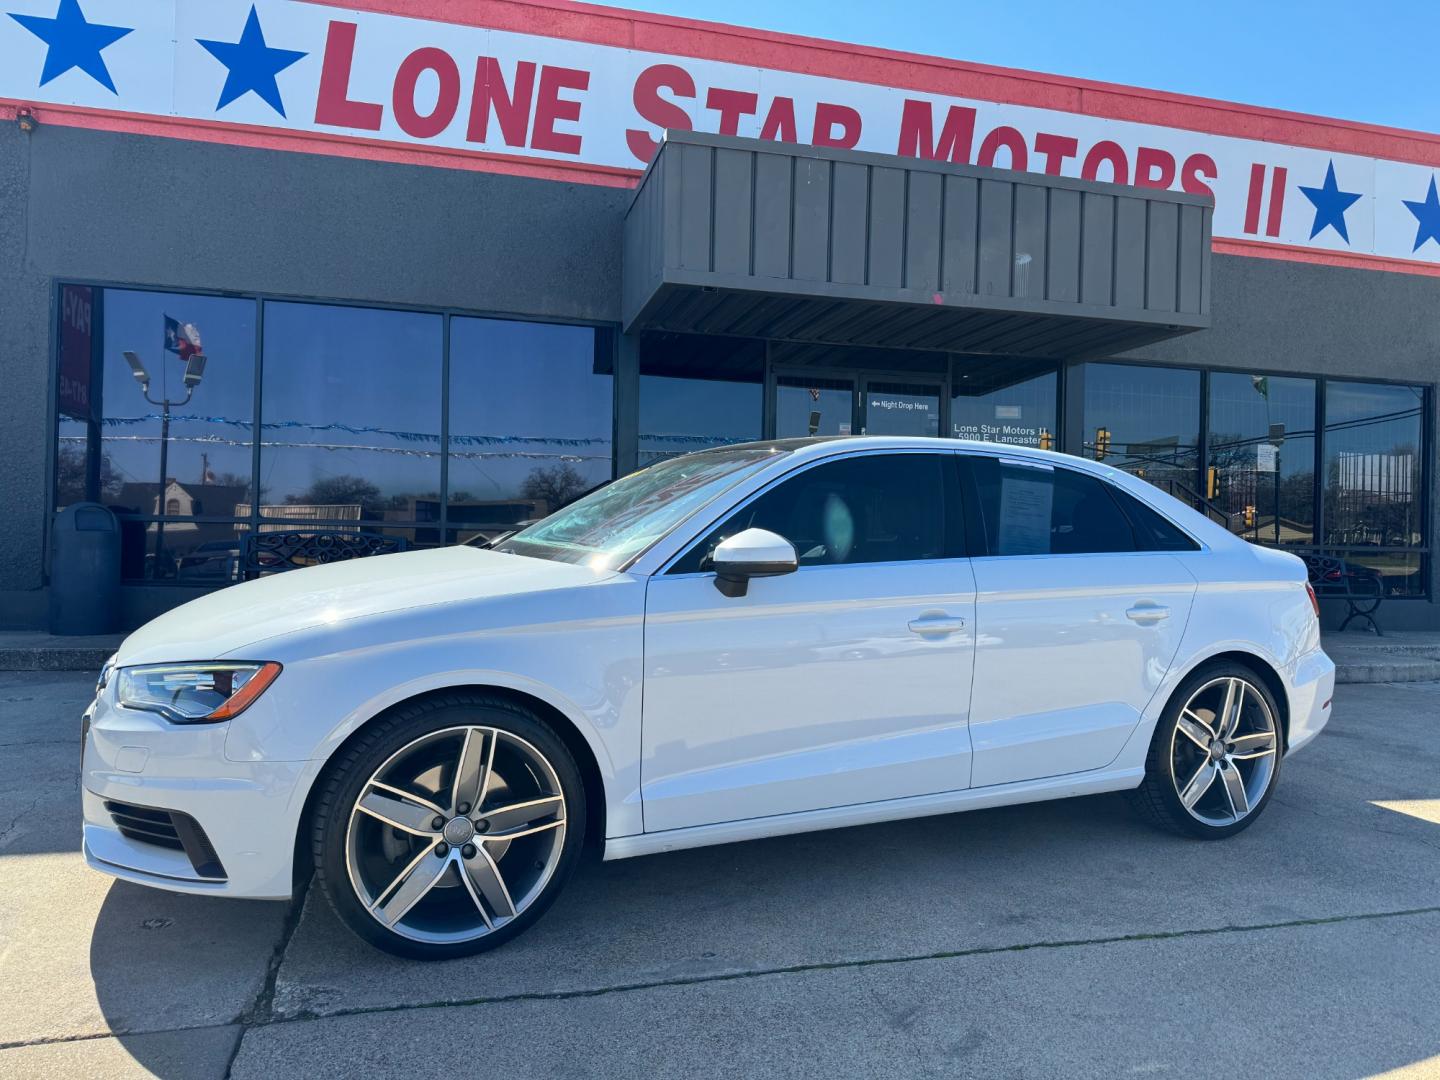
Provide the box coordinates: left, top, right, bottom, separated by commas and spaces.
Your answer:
0, 0, 1434, 630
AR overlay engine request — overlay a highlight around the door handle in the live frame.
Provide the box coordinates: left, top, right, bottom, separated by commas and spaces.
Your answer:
1125, 603, 1171, 624
908, 614, 967, 637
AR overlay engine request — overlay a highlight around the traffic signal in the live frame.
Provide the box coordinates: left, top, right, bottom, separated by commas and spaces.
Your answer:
1243, 505, 1257, 529
1038, 428, 1052, 451
1094, 427, 1111, 461
1206, 466, 1221, 500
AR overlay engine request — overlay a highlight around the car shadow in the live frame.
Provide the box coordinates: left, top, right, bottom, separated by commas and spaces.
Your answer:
88, 880, 290, 1077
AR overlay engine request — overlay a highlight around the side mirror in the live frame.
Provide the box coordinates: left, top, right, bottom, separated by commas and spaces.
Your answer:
710, 528, 798, 598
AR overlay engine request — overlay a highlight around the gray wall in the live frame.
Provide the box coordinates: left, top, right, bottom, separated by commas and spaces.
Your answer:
0, 124, 626, 626
1122, 253, 1440, 386
1, 124, 1435, 626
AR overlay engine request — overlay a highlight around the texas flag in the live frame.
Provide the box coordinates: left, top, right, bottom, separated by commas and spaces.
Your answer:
163, 315, 203, 360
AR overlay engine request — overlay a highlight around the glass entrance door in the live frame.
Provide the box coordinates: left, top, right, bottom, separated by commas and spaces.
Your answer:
862, 379, 941, 437
774, 374, 857, 438
772, 371, 944, 439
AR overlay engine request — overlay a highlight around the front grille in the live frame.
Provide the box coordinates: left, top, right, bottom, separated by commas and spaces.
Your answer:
103, 800, 227, 880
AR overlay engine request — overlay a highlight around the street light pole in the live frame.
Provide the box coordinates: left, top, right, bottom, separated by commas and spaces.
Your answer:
123, 351, 207, 579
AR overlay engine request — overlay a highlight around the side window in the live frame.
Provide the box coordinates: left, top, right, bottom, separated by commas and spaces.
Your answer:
671, 454, 951, 573
965, 457, 1137, 556
1109, 487, 1201, 552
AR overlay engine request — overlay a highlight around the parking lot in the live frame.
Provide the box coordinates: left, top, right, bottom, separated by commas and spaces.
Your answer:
1, 670, 1438, 1079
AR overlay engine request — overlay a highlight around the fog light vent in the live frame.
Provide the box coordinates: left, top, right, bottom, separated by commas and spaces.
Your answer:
103, 800, 227, 880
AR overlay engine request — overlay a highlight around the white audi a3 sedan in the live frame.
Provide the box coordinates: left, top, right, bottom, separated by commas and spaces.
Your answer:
82, 437, 1334, 959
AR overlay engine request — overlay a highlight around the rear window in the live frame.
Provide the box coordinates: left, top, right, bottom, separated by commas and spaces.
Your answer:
960, 456, 1194, 556
1108, 487, 1201, 552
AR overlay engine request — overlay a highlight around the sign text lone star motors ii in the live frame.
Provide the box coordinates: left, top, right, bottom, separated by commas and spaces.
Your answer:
5, 0, 1440, 273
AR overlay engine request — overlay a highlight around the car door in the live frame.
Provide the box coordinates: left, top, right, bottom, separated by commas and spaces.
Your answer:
641, 450, 976, 833
959, 454, 1199, 789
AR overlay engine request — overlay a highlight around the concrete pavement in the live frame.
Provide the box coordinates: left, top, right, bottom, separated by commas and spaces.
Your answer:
1, 671, 1438, 1078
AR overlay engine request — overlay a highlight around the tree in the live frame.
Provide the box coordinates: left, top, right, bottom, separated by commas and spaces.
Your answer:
54, 445, 123, 505
285, 475, 381, 512
521, 462, 588, 512
210, 471, 266, 504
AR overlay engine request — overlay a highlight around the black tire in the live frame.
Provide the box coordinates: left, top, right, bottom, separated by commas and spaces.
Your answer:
310, 692, 586, 960
1128, 660, 1284, 840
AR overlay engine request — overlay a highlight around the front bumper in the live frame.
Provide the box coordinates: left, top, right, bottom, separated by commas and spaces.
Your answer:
81, 693, 310, 900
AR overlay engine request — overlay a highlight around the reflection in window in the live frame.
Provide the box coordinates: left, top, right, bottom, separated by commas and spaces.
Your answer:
1324, 381, 1427, 597
54, 287, 258, 581
260, 303, 443, 522
1082, 363, 1200, 500
639, 334, 762, 465
118, 522, 248, 584
1207, 374, 1316, 545
448, 318, 612, 544
56, 288, 258, 515
951, 358, 1057, 449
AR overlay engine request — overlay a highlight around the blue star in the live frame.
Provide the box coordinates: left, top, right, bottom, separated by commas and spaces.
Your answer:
1402, 176, 1440, 252
196, 5, 306, 118
9, 0, 132, 94
1298, 161, 1363, 244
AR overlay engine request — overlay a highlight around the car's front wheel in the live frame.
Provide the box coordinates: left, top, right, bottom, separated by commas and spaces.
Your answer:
1129, 662, 1283, 839
311, 692, 585, 960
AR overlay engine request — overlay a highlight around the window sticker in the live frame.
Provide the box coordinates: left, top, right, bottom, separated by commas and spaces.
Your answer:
997, 473, 1053, 556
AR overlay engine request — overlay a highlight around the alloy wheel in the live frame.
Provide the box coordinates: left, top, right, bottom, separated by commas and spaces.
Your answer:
1169, 676, 1279, 827
343, 725, 567, 944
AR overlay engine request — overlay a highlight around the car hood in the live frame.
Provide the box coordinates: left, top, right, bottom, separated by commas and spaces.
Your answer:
115, 547, 617, 666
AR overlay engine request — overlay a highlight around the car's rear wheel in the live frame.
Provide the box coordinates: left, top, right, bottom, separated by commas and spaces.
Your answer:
1129, 662, 1282, 839
311, 693, 585, 959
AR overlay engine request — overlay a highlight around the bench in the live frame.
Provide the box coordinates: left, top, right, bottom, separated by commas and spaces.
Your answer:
1301, 553, 1384, 636
242, 530, 408, 575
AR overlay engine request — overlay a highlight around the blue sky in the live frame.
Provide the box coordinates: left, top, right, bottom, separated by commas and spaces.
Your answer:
615, 0, 1438, 134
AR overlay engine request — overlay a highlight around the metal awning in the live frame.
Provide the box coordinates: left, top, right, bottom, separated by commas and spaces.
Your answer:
622, 132, 1212, 358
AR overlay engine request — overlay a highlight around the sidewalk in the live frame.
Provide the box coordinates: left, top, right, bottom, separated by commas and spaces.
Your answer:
2, 629, 1438, 683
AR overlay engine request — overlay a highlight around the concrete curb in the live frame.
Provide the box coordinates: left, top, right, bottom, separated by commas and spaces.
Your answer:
0, 634, 122, 674
0, 646, 117, 673
1328, 642, 1440, 685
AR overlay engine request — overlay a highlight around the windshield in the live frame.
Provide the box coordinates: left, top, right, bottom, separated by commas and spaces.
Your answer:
493, 447, 786, 569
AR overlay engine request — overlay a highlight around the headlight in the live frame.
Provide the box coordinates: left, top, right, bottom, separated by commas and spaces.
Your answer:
116, 662, 281, 724
96, 654, 117, 695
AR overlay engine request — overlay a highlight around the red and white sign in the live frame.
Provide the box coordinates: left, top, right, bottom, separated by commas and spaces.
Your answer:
5, 0, 1440, 276
57, 283, 94, 421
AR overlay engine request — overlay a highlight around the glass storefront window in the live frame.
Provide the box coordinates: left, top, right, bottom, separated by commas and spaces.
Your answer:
1323, 381, 1427, 598
49, 284, 1433, 601
260, 303, 443, 522
1207, 373, 1316, 545
1082, 363, 1201, 499
448, 318, 612, 544
56, 288, 258, 516
54, 288, 259, 581
639, 334, 763, 465
951, 358, 1057, 449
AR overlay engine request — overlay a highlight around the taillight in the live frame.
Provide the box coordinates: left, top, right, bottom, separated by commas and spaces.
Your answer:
1305, 581, 1321, 618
